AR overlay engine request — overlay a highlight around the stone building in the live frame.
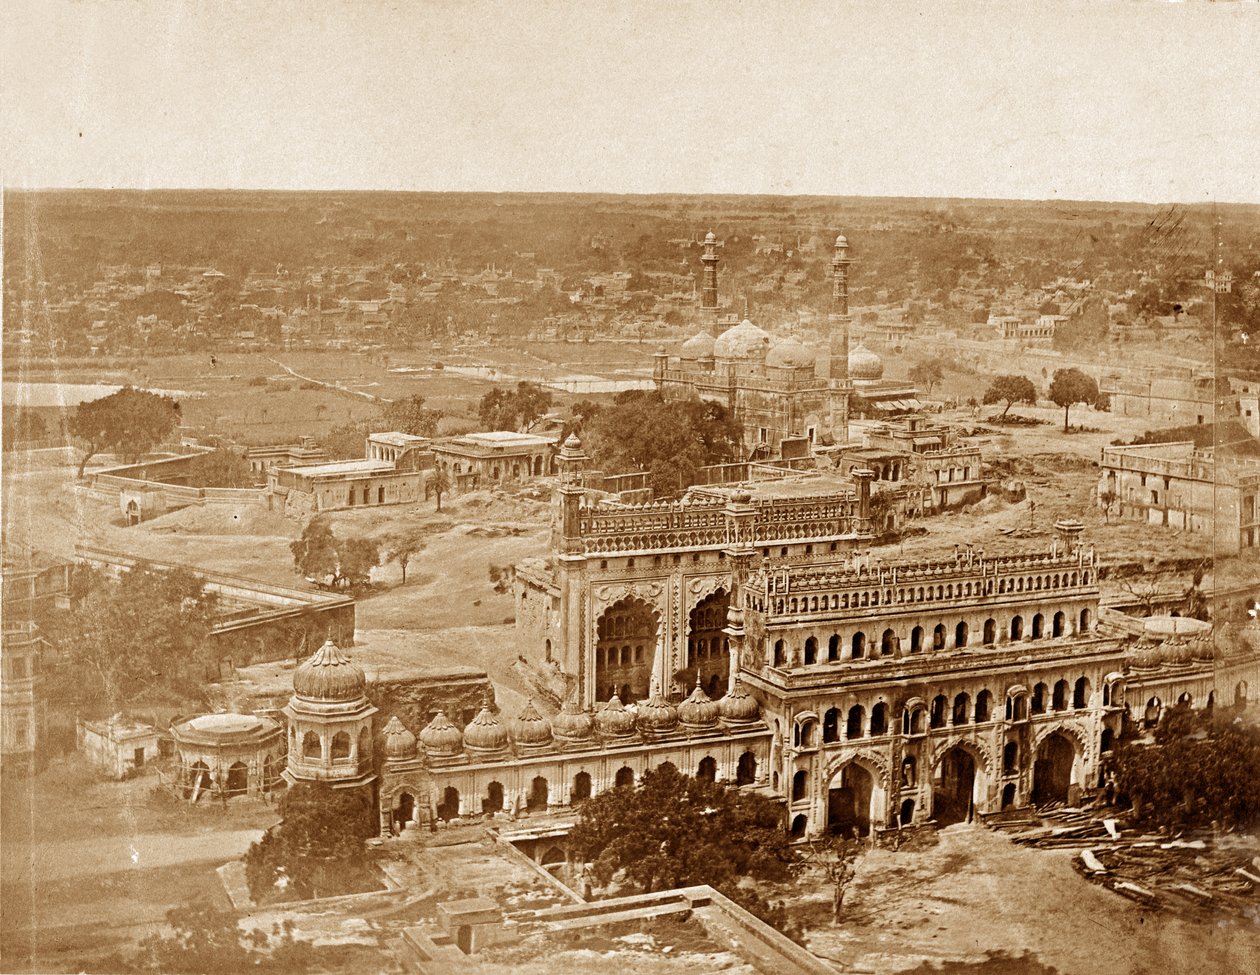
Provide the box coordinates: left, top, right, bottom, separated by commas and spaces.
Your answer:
431, 431, 559, 494
171, 712, 284, 800
77, 714, 160, 779
1, 623, 45, 775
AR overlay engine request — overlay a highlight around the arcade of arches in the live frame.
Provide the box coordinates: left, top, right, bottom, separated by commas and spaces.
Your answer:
687, 589, 731, 698
595, 597, 657, 703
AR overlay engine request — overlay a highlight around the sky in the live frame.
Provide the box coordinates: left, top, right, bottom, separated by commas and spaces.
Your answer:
3, 0, 1259, 204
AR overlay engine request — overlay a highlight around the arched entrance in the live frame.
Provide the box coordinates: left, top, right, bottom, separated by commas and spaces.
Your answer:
225, 761, 248, 797
696, 756, 716, 782
125, 500, 141, 525
932, 746, 978, 826
827, 762, 876, 837
527, 775, 549, 812
185, 761, 211, 800
484, 781, 504, 814
1032, 733, 1077, 806
615, 766, 635, 788
596, 597, 657, 703
572, 771, 592, 803
687, 589, 730, 691
437, 786, 461, 821
394, 791, 415, 830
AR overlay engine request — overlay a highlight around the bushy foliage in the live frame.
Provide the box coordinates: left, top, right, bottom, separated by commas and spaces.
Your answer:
69, 385, 181, 476
381, 393, 443, 437
121, 903, 320, 973
981, 375, 1038, 420
290, 519, 380, 589
582, 390, 742, 496
1048, 368, 1100, 432
184, 445, 256, 488
42, 563, 218, 709
478, 381, 553, 432
570, 763, 798, 910
1113, 705, 1260, 830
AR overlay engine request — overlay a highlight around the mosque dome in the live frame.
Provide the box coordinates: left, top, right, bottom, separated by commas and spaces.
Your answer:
705, 231, 716, 243
512, 700, 553, 748
1161, 637, 1194, 666
1129, 637, 1163, 672
714, 319, 771, 360
717, 677, 760, 725
551, 698, 595, 743
418, 710, 463, 757
848, 344, 884, 381
463, 704, 509, 753
677, 679, 720, 729
1189, 633, 1215, 662
382, 715, 417, 762
835, 234, 849, 248
293, 639, 366, 703
594, 695, 637, 737
563, 433, 582, 451
680, 331, 716, 360
636, 683, 679, 734
766, 336, 817, 370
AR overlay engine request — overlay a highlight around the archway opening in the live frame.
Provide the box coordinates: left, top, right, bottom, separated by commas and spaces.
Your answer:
1052, 680, 1069, 711
898, 798, 915, 826
1032, 734, 1076, 807
790, 814, 807, 839
846, 705, 865, 739
394, 790, 415, 830
527, 776, 549, 812
615, 766, 635, 789
184, 761, 211, 800
302, 731, 321, 758
870, 702, 888, 736
572, 771, 592, 803
932, 746, 977, 826
736, 751, 757, 786
484, 781, 504, 814
697, 756, 717, 782
823, 708, 839, 743
597, 597, 657, 703
438, 786, 460, 821
792, 769, 808, 802
226, 761, 248, 797
983, 619, 996, 645
1001, 783, 1017, 809
881, 628, 897, 656
827, 763, 874, 837
688, 589, 730, 691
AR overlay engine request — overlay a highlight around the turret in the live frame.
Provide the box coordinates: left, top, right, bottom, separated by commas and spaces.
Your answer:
700, 231, 720, 335
829, 234, 852, 382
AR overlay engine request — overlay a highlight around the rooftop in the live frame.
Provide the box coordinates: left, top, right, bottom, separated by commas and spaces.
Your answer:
369, 431, 430, 447
278, 458, 395, 477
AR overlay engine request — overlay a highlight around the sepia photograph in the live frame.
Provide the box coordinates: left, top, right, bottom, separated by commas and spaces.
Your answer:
2, 1, 1259, 972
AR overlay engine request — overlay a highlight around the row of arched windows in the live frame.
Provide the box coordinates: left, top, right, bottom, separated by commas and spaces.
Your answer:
597, 644, 646, 667
771, 571, 1091, 618
296, 727, 371, 763
1005, 676, 1095, 721
771, 609, 1094, 667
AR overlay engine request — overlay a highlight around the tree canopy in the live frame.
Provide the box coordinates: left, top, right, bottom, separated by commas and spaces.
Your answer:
245, 781, 376, 902
582, 390, 742, 496
981, 375, 1038, 420
478, 381, 553, 432
69, 386, 181, 476
1048, 367, 1100, 432
42, 563, 219, 710
290, 519, 380, 589
908, 360, 944, 394
381, 394, 443, 438
184, 445, 256, 488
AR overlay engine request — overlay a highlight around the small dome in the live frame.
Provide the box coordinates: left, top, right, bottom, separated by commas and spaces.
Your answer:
1189, 633, 1215, 662
705, 231, 716, 243
594, 695, 637, 737
766, 336, 816, 370
464, 705, 509, 753
637, 683, 679, 734
563, 433, 582, 450
1161, 637, 1194, 666
717, 677, 760, 724
512, 700, 553, 748
552, 698, 595, 742
713, 319, 771, 360
680, 331, 716, 360
677, 679, 720, 729
848, 343, 884, 381
835, 234, 848, 248
1129, 637, 1163, 671
293, 639, 366, 703
382, 716, 417, 761
418, 710, 463, 756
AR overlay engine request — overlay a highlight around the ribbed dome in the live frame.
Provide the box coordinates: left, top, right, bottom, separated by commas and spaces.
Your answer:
677, 679, 720, 729
293, 639, 366, 702
464, 705, 509, 753
512, 700, 553, 748
766, 336, 816, 370
418, 710, 463, 756
636, 683, 679, 734
551, 698, 594, 742
1129, 637, 1163, 671
680, 331, 716, 360
594, 695, 637, 737
848, 343, 884, 381
714, 319, 771, 360
705, 231, 716, 243
563, 433, 582, 451
717, 677, 760, 724
382, 715, 417, 761
1161, 637, 1193, 666
1190, 633, 1215, 662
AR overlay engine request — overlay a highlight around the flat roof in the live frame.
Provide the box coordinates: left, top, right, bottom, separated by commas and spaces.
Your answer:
279, 459, 395, 476
458, 431, 557, 446
369, 431, 430, 447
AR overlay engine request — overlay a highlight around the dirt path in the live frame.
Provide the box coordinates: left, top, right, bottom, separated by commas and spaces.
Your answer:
804, 826, 1260, 975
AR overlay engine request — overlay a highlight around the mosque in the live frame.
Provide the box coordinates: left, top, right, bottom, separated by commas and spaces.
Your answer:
653, 233, 920, 457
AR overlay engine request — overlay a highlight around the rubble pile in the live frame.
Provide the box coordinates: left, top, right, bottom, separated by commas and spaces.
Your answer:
991, 806, 1260, 920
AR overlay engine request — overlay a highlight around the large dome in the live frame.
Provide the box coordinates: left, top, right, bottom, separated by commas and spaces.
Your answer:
293, 639, 366, 703
512, 700, 553, 748
680, 331, 716, 360
714, 319, 771, 360
419, 710, 463, 756
848, 344, 884, 381
766, 336, 816, 370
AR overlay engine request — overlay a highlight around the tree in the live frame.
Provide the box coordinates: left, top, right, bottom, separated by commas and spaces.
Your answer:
184, 445, 256, 488
320, 420, 373, 459
478, 381, 553, 432
809, 836, 863, 921
69, 386, 181, 477
981, 375, 1038, 421
584, 390, 742, 496
1099, 485, 1117, 524
290, 520, 380, 590
128, 903, 316, 974
1048, 368, 1100, 433
386, 529, 425, 584
908, 360, 945, 395
244, 782, 375, 902
381, 394, 443, 438
42, 563, 219, 709
338, 537, 380, 588
570, 763, 798, 920
429, 464, 450, 511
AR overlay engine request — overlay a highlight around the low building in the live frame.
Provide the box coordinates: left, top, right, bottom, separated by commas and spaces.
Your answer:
171, 712, 284, 800
77, 714, 160, 779
270, 435, 433, 516
1099, 442, 1260, 553
431, 431, 559, 493
244, 437, 328, 475
1103, 371, 1217, 426
1, 623, 45, 775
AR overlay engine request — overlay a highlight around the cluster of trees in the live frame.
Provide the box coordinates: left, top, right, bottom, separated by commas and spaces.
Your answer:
579, 390, 742, 496
183, 445, 257, 488
1113, 705, 1260, 831
69, 386, 182, 476
477, 382, 553, 432
290, 519, 380, 590
981, 368, 1101, 431
244, 781, 377, 902
42, 563, 219, 709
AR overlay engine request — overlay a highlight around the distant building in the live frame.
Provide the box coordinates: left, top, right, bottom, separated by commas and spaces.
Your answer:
244, 437, 328, 475
171, 712, 284, 801
77, 714, 160, 779
1103, 371, 1217, 426
431, 431, 559, 493
1, 623, 45, 775
270, 432, 433, 516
